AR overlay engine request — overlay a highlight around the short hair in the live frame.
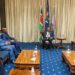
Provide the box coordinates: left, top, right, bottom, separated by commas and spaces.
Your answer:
1, 28, 7, 33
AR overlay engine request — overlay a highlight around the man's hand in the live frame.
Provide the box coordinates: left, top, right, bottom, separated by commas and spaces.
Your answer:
45, 41, 50, 45
5, 41, 11, 45
10, 40, 14, 42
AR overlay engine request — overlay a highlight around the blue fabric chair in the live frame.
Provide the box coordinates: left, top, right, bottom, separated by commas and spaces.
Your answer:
1, 45, 16, 62
0, 39, 16, 62
0, 32, 21, 58
0, 59, 4, 75
0, 50, 9, 63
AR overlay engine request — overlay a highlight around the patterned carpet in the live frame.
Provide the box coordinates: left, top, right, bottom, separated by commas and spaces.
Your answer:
4, 42, 71, 75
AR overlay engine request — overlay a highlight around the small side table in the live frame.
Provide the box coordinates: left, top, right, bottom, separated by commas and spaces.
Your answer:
57, 37, 66, 48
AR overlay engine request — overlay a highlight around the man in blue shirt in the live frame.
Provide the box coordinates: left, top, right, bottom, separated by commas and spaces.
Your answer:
0, 39, 16, 62
0, 28, 21, 57
0, 31, 16, 63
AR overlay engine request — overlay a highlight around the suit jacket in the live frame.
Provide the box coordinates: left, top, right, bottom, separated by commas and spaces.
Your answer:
42, 31, 51, 40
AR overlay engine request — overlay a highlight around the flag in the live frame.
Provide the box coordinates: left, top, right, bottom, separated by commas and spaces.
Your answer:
45, 0, 50, 30
52, 15, 56, 38
38, 8, 43, 32
52, 15, 56, 26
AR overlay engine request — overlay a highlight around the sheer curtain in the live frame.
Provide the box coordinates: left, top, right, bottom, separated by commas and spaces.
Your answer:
0, 17, 1, 30
51, 0, 75, 42
5, 0, 75, 42
5, 0, 44, 42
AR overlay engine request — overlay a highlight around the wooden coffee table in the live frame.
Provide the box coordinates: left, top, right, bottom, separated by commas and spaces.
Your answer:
62, 51, 75, 75
14, 50, 40, 69
9, 69, 40, 75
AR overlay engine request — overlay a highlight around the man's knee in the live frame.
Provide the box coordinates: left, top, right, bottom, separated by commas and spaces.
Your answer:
8, 45, 15, 49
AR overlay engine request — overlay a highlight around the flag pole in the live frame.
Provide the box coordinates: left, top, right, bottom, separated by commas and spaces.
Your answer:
45, 0, 50, 31
54, 1, 57, 43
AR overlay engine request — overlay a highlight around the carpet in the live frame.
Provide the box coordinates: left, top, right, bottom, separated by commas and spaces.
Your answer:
4, 42, 71, 75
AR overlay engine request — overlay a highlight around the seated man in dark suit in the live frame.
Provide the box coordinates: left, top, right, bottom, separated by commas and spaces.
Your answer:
41, 28, 53, 49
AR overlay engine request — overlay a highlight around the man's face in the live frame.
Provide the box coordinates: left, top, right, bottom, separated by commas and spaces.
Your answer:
47, 28, 50, 32
2, 28, 7, 33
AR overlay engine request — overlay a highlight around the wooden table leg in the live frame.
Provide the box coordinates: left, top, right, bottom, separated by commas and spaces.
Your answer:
71, 42, 73, 50
58, 40, 66, 48
72, 73, 75, 75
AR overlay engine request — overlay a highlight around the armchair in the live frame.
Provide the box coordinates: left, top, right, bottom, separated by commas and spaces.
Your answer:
0, 49, 9, 63
40, 28, 54, 49
0, 59, 4, 75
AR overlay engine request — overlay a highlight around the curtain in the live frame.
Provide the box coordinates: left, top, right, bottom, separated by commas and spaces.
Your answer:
5, 0, 75, 42
0, 17, 1, 30
5, 0, 46, 42
50, 0, 75, 42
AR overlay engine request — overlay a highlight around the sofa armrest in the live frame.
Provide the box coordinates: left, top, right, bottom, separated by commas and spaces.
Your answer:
0, 48, 9, 51
0, 59, 4, 75
0, 50, 10, 63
